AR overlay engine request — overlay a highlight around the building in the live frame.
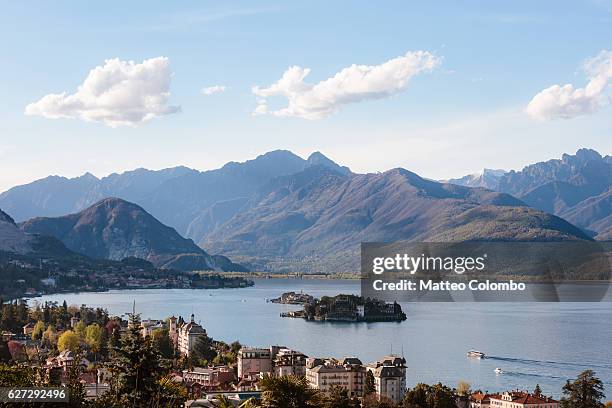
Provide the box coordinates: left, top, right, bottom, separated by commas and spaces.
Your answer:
366, 355, 407, 404
306, 357, 365, 397
46, 350, 90, 371
489, 391, 559, 408
177, 314, 207, 356
168, 316, 178, 347
140, 319, 164, 338
470, 392, 492, 408
238, 347, 273, 379
273, 348, 307, 377
182, 366, 236, 390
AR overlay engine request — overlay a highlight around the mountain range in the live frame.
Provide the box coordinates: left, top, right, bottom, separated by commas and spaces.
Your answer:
0, 148, 607, 272
18, 198, 244, 272
445, 149, 611, 239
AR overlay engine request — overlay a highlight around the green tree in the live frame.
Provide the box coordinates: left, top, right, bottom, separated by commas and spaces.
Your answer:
109, 313, 162, 407
212, 394, 236, 408
427, 383, 457, 408
153, 375, 188, 408
58, 330, 80, 352
151, 328, 174, 359
43, 324, 57, 347
561, 370, 605, 408
260, 374, 321, 408
0, 364, 36, 387
31, 321, 45, 341
322, 385, 360, 408
66, 349, 86, 407
74, 320, 87, 340
193, 334, 217, 363
402, 383, 430, 408
363, 394, 396, 408
365, 370, 376, 396
85, 323, 103, 353
534, 384, 542, 396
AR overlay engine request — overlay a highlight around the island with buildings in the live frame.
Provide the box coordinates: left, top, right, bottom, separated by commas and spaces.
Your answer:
279, 293, 407, 322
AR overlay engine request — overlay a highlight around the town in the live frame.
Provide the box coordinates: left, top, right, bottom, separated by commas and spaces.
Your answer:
0, 299, 607, 408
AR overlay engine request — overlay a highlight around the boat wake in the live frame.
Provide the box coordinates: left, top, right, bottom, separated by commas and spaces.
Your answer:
487, 356, 612, 371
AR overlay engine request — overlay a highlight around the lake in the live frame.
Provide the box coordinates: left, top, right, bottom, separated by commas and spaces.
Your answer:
33, 278, 612, 398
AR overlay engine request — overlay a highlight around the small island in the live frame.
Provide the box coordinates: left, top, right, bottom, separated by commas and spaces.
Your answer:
269, 291, 314, 304
279, 293, 407, 322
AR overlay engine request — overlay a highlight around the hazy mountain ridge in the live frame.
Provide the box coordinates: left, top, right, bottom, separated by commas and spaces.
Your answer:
19, 198, 244, 272
447, 149, 611, 239
203, 166, 589, 272
443, 168, 507, 190
0, 150, 347, 244
1, 148, 604, 273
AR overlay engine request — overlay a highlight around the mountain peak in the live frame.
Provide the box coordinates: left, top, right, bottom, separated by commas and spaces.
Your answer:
306, 151, 351, 176
571, 148, 602, 163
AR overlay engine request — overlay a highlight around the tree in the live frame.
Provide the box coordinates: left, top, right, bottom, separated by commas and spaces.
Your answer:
74, 320, 87, 340
0, 364, 36, 387
322, 385, 360, 408
193, 334, 217, 363
561, 370, 605, 408
457, 381, 471, 396
402, 383, 430, 408
534, 384, 542, 397
66, 349, 86, 407
153, 375, 188, 408
212, 394, 236, 408
85, 323, 103, 353
365, 370, 376, 396
151, 328, 174, 359
58, 330, 80, 352
31, 321, 45, 341
363, 394, 396, 408
109, 313, 162, 407
0, 341, 12, 363
260, 374, 321, 408
43, 325, 57, 347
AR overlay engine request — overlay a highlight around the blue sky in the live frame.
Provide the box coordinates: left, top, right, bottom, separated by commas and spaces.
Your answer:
0, 0, 611, 192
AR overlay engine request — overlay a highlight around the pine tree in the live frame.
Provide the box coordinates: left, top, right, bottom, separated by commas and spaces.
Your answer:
534, 384, 542, 396
109, 313, 162, 407
364, 370, 376, 396
561, 370, 605, 408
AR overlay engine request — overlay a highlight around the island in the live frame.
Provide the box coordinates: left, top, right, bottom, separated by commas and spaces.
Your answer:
269, 291, 314, 304
279, 293, 407, 322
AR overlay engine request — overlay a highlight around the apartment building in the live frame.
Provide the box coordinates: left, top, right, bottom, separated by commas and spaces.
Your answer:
366, 355, 407, 404
306, 357, 365, 397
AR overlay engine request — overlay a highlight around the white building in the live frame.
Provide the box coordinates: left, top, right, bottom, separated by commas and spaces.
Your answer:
366, 355, 407, 404
177, 314, 207, 356
306, 357, 365, 397
273, 348, 307, 377
489, 391, 559, 408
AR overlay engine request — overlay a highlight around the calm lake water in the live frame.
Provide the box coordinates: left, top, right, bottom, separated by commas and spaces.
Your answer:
34, 278, 612, 398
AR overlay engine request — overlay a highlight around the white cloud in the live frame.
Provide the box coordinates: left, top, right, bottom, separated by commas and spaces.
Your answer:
252, 51, 441, 119
201, 85, 227, 95
526, 50, 612, 120
25, 57, 180, 127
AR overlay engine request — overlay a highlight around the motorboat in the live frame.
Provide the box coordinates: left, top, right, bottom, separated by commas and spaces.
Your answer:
494, 367, 503, 374
467, 350, 486, 358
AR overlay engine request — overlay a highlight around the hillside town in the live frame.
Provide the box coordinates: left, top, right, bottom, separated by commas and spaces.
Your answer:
0, 299, 606, 408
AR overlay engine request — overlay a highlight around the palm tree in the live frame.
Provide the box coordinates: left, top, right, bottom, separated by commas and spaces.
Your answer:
212, 394, 236, 408
260, 375, 321, 408
239, 398, 260, 408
